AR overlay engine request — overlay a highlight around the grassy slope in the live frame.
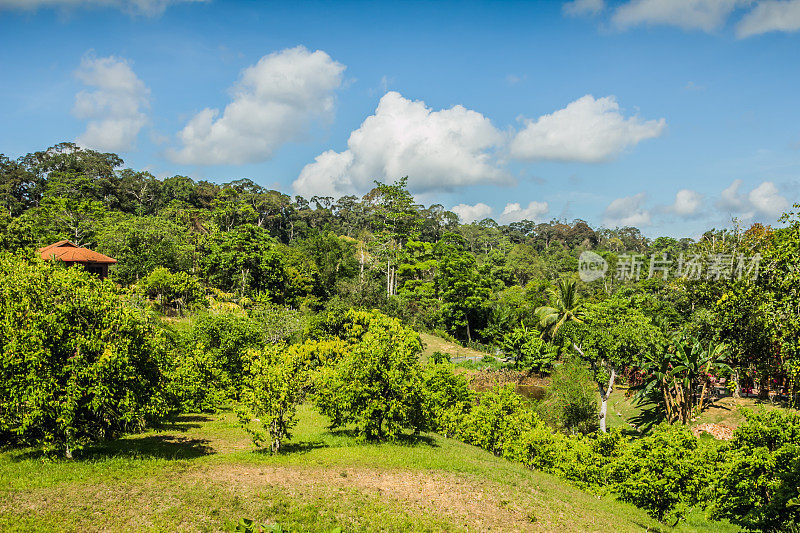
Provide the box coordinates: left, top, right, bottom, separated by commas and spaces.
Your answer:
0, 406, 737, 533
605, 386, 797, 433
419, 333, 488, 363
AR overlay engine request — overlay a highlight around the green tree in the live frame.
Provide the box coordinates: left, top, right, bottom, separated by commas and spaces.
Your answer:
569, 298, 665, 432
313, 310, 428, 440
635, 334, 730, 424
238, 343, 313, 453
199, 224, 288, 300
136, 267, 206, 314
0, 255, 166, 457
534, 279, 584, 339
434, 233, 491, 342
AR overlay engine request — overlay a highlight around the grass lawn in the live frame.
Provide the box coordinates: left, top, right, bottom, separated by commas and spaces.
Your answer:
604, 386, 797, 434
419, 333, 488, 363
0, 405, 738, 532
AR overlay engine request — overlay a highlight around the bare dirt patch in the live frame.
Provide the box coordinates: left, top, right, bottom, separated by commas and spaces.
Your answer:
200, 464, 539, 532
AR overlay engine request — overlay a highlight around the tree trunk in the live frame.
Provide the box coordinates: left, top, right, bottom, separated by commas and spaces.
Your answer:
597, 368, 616, 433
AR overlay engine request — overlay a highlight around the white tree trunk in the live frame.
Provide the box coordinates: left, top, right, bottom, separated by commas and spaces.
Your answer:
598, 368, 616, 433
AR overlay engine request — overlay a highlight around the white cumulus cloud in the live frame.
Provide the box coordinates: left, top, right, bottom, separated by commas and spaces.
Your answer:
0, 0, 205, 16
670, 188, 703, 217
604, 192, 652, 227
737, 0, 800, 37
501, 201, 550, 223
168, 46, 345, 166
748, 181, 790, 218
563, 0, 605, 17
451, 203, 493, 224
611, 0, 745, 32
717, 179, 790, 220
293, 91, 508, 197
509, 95, 665, 163
73, 53, 150, 153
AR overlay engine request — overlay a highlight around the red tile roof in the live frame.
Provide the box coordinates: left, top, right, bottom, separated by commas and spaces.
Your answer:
38, 240, 117, 264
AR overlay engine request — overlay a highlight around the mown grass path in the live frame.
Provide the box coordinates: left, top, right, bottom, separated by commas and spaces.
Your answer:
0, 406, 736, 532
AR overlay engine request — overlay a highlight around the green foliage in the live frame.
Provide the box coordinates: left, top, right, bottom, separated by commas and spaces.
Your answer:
0, 255, 166, 456
534, 279, 584, 339
238, 344, 311, 453
541, 358, 599, 435
422, 361, 474, 437
434, 233, 491, 342
501, 325, 559, 372
166, 312, 264, 411
199, 224, 290, 301
162, 342, 230, 412
611, 424, 712, 523
94, 214, 194, 285
635, 333, 730, 424
313, 310, 428, 440
708, 409, 800, 531
136, 267, 207, 314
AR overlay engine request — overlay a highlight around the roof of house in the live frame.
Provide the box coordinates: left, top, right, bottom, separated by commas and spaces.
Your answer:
37, 240, 117, 264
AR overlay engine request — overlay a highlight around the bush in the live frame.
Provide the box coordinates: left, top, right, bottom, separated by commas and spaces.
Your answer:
162, 342, 231, 412
165, 312, 264, 411
136, 267, 207, 315
540, 358, 599, 435
313, 310, 428, 440
708, 409, 800, 531
610, 424, 712, 523
422, 361, 474, 437
501, 326, 558, 372
238, 344, 310, 453
0, 256, 167, 456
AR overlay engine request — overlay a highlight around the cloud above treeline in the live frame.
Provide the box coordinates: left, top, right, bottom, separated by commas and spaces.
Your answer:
73, 53, 150, 153
603, 181, 791, 228
168, 46, 346, 166
564, 0, 800, 38
66, 45, 666, 193
292, 91, 665, 197
293, 91, 510, 197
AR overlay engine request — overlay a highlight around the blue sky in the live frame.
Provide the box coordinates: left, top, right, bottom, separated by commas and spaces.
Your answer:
1, 0, 799, 237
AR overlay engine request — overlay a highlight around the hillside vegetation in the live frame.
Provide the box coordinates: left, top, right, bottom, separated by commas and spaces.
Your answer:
0, 406, 735, 533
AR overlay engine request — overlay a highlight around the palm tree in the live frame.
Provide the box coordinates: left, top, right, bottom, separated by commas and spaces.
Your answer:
534, 279, 584, 339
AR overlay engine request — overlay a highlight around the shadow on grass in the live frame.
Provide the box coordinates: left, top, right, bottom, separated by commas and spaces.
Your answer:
328, 429, 438, 447
11, 434, 215, 462
253, 440, 329, 455
629, 403, 665, 437
150, 413, 213, 433
83, 434, 215, 460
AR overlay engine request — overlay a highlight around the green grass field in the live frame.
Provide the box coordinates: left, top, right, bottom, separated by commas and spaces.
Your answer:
0, 405, 739, 532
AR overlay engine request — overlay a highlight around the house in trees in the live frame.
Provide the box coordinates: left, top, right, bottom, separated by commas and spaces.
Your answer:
38, 240, 117, 279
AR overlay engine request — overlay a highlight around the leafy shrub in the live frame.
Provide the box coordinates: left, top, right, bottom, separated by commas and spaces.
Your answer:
610, 423, 712, 523
162, 342, 230, 412
501, 326, 558, 372
708, 409, 800, 531
238, 345, 309, 453
422, 361, 474, 437
136, 266, 207, 315
458, 384, 539, 456
313, 310, 428, 440
248, 298, 304, 344
165, 312, 264, 411
0, 255, 166, 456
540, 358, 599, 435
185, 312, 263, 388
